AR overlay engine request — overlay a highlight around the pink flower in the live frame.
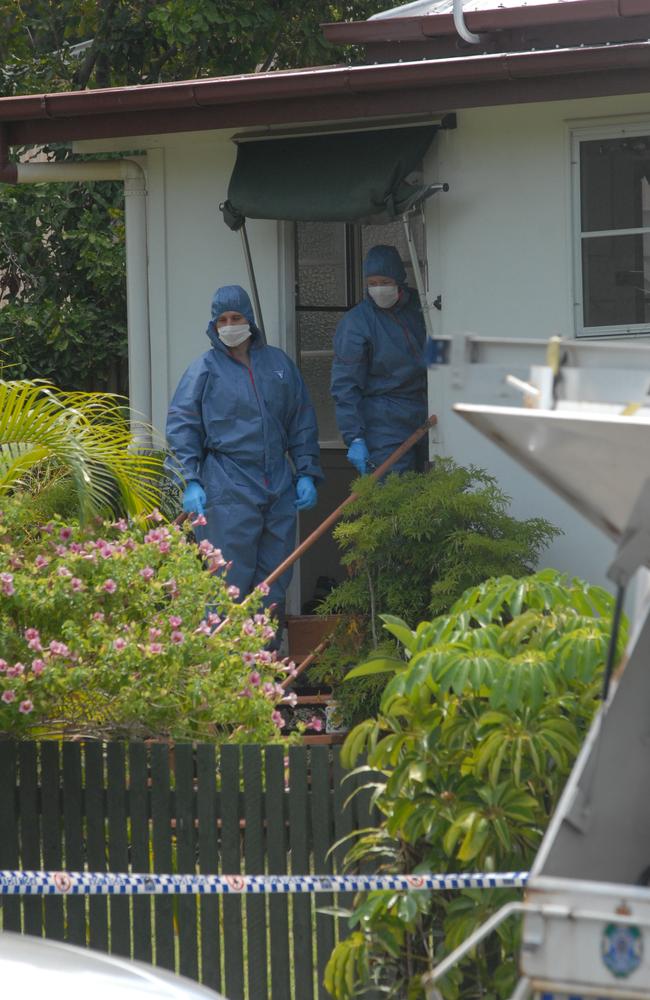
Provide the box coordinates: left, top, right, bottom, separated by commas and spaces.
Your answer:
256, 581, 270, 597
241, 651, 256, 666
34, 554, 49, 570
192, 513, 207, 527
148, 643, 164, 655
1, 690, 15, 704
49, 640, 71, 657
7, 663, 25, 678
248, 670, 261, 687
263, 682, 276, 699
92, 612, 105, 622
239, 687, 252, 699
31, 659, 45, 676
0, 572, 15, 596
282, 691, 298, 707
194, 622, 212, 636
168, 615, 182, 628
308, 716, 324, 733
207, 612, 221, 626
57, 566, 72, 578
42, 523, 54, 535
140, 566, 154, 581
69, 542, 83, 554
170, 630, 184, 645
158, 541, 170, 554
149, 627, 162, 640
147, 508, 164, 523
254, 614, 268, 625
28, 637, 42, 652
55, 544, 67, 557
284, 662, 298, 679
25, 628, 40, 641
198, 539, 214, 556
115, 518, 128, 532
113, 638, 127, 651
124, 538, 137, 551
144, 529, 162, 543
102, 579, 117, 594
19, 699, 33, 714
243, 620, 256, 636
227, 585, 240, 599
262, 626, 276, 641
256, 650, 273, 665
162, 578, 179, 598
70, 578, 84, 591
271, 710, 285, 729
99, 546, 113, 560
59, 527, 72, 541
0, 659, 6, 672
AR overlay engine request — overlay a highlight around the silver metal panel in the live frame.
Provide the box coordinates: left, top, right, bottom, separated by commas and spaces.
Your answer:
453, 404, 650, 541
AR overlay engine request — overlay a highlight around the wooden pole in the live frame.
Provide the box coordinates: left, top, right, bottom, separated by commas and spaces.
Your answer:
260, 412, 438, 592
213, 412, 437, 634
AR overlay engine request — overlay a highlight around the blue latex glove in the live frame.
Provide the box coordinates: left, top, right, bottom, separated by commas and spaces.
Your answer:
423, 337, 447, 367
182, 480, 207, 517
295, 475, 317, 511
347, 438, 370, 475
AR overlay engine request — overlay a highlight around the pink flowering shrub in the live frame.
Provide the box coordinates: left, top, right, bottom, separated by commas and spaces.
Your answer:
0, 502, 295, 744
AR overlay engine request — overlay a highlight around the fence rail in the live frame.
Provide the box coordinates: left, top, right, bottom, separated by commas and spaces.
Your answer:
0, 741, 374, 1000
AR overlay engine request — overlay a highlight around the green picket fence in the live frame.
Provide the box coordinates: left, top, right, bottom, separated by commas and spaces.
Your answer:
0, 741, 374, 1000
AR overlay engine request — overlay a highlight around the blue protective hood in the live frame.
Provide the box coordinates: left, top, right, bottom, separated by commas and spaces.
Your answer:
363, 245, 407, 286
206, 284, 261, 348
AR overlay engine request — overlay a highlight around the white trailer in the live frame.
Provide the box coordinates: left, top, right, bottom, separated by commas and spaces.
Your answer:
424, 369, 650, 1000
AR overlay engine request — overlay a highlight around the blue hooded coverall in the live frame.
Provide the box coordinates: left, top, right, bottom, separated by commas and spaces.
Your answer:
330, 245, 428, 474
166, 286, 323, 611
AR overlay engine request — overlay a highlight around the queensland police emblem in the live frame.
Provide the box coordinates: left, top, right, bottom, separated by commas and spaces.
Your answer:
601, 922, 643, 978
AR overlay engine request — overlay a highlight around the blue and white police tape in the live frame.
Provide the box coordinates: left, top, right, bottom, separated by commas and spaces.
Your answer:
0, 870, 529, 896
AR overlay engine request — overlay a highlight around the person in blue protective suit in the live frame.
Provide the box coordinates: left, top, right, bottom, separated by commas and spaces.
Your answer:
166, 285, 323, 631
330, 244, 428, 476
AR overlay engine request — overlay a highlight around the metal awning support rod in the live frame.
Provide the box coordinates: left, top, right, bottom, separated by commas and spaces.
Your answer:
401, 182, 448, 342
240, 221, 266, 342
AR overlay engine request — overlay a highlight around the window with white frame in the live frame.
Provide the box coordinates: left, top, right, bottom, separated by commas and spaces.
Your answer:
574, 125, 650, 337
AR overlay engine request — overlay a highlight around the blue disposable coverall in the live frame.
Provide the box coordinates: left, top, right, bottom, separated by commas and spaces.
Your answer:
330, 245, 428, 474
166, 285, 323, 611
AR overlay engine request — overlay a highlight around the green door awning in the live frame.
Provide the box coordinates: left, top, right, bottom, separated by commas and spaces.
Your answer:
221, 125, 439, 230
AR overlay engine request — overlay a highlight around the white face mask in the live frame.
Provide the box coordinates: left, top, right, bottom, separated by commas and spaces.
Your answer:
368, 285, 399, 309
217, 322, 250, 347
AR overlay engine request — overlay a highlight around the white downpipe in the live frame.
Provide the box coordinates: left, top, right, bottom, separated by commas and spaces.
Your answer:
452, 0, 482, 44
13, 160, 152, 443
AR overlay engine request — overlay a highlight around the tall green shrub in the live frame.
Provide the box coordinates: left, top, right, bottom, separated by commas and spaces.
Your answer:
324, 571, 624, 1000
312, 461, 559, 723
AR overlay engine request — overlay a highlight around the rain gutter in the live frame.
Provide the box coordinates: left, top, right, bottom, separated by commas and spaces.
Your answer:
323, 0, 650, 43
0, 125, 152, 441
0, 41, 649, 124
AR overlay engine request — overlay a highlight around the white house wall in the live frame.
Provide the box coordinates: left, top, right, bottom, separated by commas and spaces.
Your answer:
134, 135, 286, 436
424, 92, 650, 589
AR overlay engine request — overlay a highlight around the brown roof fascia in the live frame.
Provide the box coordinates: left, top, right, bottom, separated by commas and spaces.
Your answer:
322, 0, 650, 42
2, 41, 650, 146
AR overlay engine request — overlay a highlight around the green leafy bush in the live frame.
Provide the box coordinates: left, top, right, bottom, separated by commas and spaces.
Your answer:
311, 461, 559, 724
324, 570, 624, 1000
0, 500, 296, 744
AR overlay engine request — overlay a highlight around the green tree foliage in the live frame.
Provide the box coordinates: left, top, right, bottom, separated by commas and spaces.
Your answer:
324, 570, 625, 1000
311, 460, 559, 723
0, 0, 389, 390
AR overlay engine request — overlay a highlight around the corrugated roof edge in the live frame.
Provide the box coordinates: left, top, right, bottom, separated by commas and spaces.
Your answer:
322, 0, 650, 42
